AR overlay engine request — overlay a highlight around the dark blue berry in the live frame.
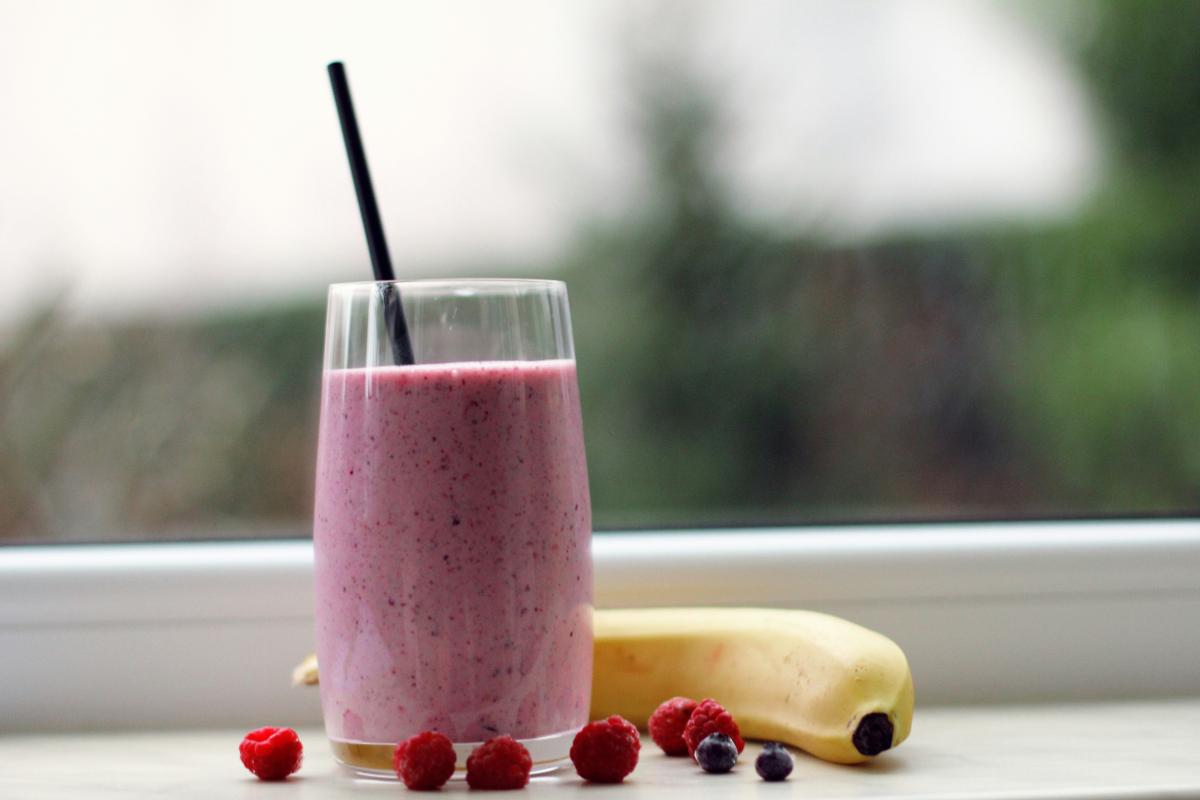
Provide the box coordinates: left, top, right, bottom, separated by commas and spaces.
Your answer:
695, 733, 738, 773
755, 742, 793, 781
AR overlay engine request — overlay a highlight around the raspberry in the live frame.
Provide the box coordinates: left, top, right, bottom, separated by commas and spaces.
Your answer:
239, 727, 303, 781
569, 715, 641, 783
465, 735, 532, 790
393, 731, 456, 790
682, 699, 744, 759
648, 696, 697, 756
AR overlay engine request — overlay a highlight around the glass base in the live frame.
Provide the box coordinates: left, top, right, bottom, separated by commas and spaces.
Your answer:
330, 728, 576, 779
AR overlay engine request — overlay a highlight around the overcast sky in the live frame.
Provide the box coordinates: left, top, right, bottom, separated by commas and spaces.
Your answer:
0, 0, 1098, 325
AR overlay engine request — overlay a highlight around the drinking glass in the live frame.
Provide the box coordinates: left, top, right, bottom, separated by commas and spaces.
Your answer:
313, 279, 594, 777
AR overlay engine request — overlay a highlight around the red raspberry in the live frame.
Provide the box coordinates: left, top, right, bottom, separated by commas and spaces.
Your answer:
648, 697, 698, 756
682, 699, 744, 759
239, 727, 303, 781
569, 715, 641, 783
393, 731, 457, 790
465, 735, 532, 790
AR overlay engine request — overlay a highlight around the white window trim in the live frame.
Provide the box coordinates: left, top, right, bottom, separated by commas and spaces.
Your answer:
2, 520, 1198, 731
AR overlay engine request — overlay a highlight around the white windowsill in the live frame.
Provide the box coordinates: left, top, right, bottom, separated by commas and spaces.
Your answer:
5, 700, 1200, 799
1, 520, 1199, 734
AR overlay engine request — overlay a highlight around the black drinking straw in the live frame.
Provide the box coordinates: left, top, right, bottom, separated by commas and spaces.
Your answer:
327, 61, 416, 366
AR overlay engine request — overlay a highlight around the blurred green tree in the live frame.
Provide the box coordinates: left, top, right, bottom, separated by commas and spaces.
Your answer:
561, 0, 1200, 524
990, 0, 1200, 510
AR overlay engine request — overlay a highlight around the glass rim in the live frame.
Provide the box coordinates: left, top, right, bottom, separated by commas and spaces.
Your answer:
327, 278, 567, 294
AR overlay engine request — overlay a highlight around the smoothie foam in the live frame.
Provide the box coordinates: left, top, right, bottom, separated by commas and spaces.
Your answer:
313, 360, 593, 745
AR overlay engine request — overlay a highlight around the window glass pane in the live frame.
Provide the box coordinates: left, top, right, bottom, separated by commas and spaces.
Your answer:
2, 1, 1197, 543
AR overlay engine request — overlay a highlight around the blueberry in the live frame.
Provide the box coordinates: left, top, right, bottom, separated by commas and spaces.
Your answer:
755, 742, 793, 781
695, 733, 738, 773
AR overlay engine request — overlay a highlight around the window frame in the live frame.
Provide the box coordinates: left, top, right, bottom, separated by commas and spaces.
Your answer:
2, 520, 1199, 731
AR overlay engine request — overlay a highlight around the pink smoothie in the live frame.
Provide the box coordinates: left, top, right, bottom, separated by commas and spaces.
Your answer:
312, 359, 593, 745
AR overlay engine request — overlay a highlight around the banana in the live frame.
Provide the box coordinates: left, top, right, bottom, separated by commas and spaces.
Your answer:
292, 653, 319, 687
294, 606, 914, 765
590, 607, 914, 764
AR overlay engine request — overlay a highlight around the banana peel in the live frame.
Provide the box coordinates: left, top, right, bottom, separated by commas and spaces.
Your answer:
291, 653, 319, 687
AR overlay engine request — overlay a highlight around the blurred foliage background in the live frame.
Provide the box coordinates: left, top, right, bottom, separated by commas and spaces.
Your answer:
2, 1, 1198, 541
